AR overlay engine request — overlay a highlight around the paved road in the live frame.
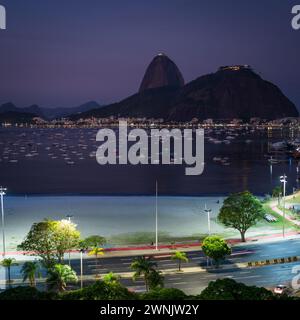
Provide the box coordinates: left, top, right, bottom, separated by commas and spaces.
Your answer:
3, 238, 300, 294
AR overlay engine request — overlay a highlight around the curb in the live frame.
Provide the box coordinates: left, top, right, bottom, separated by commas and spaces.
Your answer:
247, 256, 299, 267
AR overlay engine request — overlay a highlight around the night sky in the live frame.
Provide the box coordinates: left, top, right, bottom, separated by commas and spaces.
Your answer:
0, 0, 299, 109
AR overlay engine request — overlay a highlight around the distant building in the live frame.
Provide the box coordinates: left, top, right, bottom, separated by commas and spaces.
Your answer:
219, 65, 252, 72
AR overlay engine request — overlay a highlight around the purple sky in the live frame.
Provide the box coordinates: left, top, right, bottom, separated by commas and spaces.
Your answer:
0, 0, 299, 109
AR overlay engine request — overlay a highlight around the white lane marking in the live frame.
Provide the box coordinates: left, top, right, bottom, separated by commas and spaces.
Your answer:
238, 271, 251, 275
234, 275, 261, 280
169, 277, 183, 281
172, 282, 187, 285
161, 263, 177, 267
158, 259, 172, 262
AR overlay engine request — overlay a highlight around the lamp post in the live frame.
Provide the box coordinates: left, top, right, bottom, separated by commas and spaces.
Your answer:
155, 180, 158, 251
280, 175, 287, 238
204, 204, 212, 267
204, 204, 212, 236
0, 187, 7, 258
66, 214, 73, 266
79, 248, 86, 289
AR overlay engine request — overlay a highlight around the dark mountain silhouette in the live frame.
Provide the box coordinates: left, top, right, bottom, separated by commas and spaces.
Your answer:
0, 101, 103, 120
23, 105, 45, 118
139, 53, 184, 92
70, 87, 180, 120
0, 111, 37, 123
167, 66, 299, 121
73, 63, 298, 121
42, 101, 102, 119
0, 102, 18, 113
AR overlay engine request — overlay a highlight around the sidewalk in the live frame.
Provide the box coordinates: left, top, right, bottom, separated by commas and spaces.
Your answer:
1, 230, 300, 261
269, 200, 300, 227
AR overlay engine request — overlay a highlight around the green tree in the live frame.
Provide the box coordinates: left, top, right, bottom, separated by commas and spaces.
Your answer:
198, 278, 275, 300
21, 261, 41, 287
202, 236, 231, 267
131, 256, 157, 292
18, 219, 80, 268
80, 235, 106, 249
46, 264, 78, 292
0, 286, 55, 300
146, 270, 164, 290
218, 191, 265, 242
60, 280, 137, 300
171, 251, 189, 271
88, 247, 104, 277
141, 288, 187, 300
272, 186, 282, 205
1, 258, 18, 285
55, 219, 81, 260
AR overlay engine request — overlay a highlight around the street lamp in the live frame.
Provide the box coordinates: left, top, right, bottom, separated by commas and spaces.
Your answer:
79, 248, 87, 289
0, 187, 7, 258
155, 180, 158, 251
66, 214, 74, 266
204, 204, 212, 268
204, 204, 212, 236
280, 174, 287, 238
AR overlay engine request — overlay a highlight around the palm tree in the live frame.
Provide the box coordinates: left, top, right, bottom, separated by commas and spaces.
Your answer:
21, 261, 41, 287
46, 264, 78, 292
1, 258, 18, 285
88, 247, 104, 277
130, 256, 157, 291
171, 251, 189, 271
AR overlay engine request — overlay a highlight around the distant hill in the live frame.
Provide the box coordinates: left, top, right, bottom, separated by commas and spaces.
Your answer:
72, 59, 298, 121
167, 66, 299, 121
70, 87, 180, 121
0, 101, 103, 121
42, 101, 102, 119
0, 111, 37, 124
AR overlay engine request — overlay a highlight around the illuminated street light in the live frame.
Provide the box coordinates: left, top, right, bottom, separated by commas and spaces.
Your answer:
0, 187, 7, 258
204, 204, 212, 236
280, 174, 287, 238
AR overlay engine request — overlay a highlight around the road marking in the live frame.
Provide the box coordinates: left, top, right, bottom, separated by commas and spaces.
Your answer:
171, 282, 187, 285
238, 271, 251, 274
161, 263, 177, 267
168, 277, 183, 281
233, 275, 261, 280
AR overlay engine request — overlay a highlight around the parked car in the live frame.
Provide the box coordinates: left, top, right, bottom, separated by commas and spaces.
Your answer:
274, 285, 288, 295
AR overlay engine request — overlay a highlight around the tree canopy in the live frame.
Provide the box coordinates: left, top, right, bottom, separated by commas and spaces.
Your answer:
218, 191, 265, 242
18, 219, 80, 268
198, 278, 275, 300
202, 236, 231, 266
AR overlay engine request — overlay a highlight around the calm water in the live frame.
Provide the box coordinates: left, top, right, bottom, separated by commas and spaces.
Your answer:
0, 127, 299, 195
